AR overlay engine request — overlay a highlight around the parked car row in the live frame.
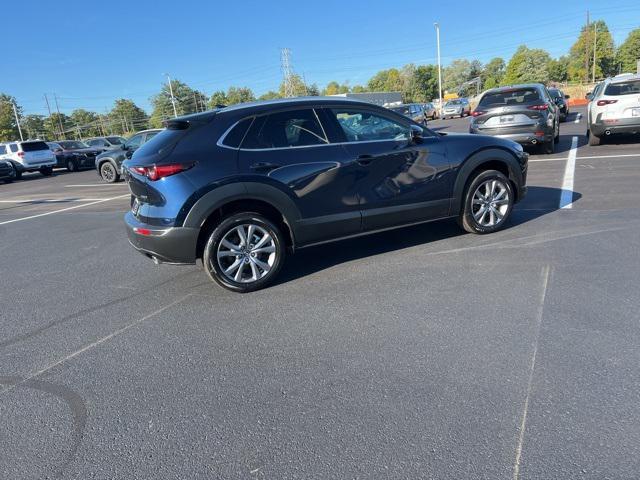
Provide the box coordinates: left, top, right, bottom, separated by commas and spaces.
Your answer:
388, 103, 437, 124
0, 130, 163, 184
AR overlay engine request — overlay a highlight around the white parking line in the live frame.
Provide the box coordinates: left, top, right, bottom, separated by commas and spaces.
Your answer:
559, 136, 578, 209
530, 153, 640, 163
0, 198, 113, 203
64, 184, 127, 188
574, 113, 581, 124
0, 194, 129, 225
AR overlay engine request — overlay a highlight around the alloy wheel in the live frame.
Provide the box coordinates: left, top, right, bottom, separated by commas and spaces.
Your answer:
216, 224, 277, 283
471, 179, 510, 227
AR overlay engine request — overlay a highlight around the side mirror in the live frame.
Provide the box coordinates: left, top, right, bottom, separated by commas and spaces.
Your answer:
564, 95, 570, 99
410, 124, 423, 143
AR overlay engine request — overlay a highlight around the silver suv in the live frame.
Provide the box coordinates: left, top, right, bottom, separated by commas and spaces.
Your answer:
0, 140, 56, 179
587, 73, 640, 146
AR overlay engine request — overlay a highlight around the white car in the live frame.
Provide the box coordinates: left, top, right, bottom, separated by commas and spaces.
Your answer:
587, 73, 640, 146
0, 140, 56, 179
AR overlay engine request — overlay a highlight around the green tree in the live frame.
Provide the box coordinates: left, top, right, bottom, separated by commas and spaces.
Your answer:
547, 56, 570, 82
149, 79, 206, 127
21, 114, 48, 139
367, 68, 403, 92
502, 45, 551, 85
443, 59, 474, 92
407, 64, 439, 102
278, 74, 311, 97
481, 57, 505, 89
208, 90, 228, 108
617, 28, 640, 73
322, 81, 350, 95
351, 85, 368, 93
567, 20, 616, 81
109, 99, 148, 135
45, 112, 73, 140
70, 109, 101, 138
225, 86, 256, 105
0, 94, 21, 141
258, 90, 281, 101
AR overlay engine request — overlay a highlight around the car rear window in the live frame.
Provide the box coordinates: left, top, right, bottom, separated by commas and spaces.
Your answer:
479, 88, 541, 108
134, 129, 184, 158
222, 117, 253, 148
107, 136, 125, 144
391, 106, 411, 115
548, 89, 562, 98
604, 80, 640, 96
21, 141, 50, 152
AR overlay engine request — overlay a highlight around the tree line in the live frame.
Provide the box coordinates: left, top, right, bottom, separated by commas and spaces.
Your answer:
1, 23, 639, 142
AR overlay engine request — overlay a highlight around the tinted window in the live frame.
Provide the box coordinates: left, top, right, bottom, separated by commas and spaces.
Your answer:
9, 144, 18, 152
330, 108, 410, 142
0, 146, 6, 154
59, 141, 88, 149
391, 106, 411, 115
242, 109, 327, 149
144, 131, 159, 142
479, 88, 541, 108
222, 117, 253, 148
107, 136, 125, 145
548, 89, 562, 99
22, 141, 50, 152
126, 134, 144, 149
604, 80, 640, 96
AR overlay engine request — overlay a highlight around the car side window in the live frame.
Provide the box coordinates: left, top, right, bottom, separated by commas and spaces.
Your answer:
9, 144, 18, 153
0, 145, 6, 154
222, 117, 253, 148
144, 132, 159, 143
241, 109, 327, 149
330, 108, 410, 143
127, 134, 144, 149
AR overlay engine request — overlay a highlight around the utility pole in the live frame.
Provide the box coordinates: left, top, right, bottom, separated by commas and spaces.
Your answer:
434, 23, 443, 119
44, 94, 56, 139
592, 22, 598, 83
53, 94, 65, 140
11, 101, 24, 141
193, 92, 200, 112
164, 73, 178, 117
585, 11, 590, 83
281, 48, 295, 97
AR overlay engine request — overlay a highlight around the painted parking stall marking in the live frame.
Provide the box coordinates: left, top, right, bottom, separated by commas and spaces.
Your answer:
559, 136, 578, 209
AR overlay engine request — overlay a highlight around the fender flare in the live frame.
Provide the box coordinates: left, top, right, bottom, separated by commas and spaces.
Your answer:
181, 181, 302, 236
451, 148, 524, 214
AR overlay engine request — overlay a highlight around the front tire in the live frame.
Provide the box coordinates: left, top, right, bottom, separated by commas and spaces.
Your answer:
203, 212, 286, 293
459, 170, 514, 234
588, 129, 601, 146
100, 162, 119, 183
66, 159, 78, 172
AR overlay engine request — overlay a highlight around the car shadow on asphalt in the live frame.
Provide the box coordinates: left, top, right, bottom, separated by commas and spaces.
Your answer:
275, 186, 580, 286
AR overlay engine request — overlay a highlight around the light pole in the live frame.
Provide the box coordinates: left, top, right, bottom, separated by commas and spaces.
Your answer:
10, 101, 24, 141
434, 23, 443, 119
164, 73, 178, 118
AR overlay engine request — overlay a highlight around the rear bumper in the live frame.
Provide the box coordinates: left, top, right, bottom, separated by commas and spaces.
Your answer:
470, 129, 552, 145
125, 211, 199, 264
591, 118, 640, 136
14, 160, 56, 172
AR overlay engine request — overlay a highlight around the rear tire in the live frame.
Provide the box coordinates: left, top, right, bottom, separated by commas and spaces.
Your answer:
100, 162, 119, 183
40, 166, 53, 176
14, 169, 22, 180
542, 138, 555, 154
588, 129, 601, 146
459, 170, 514, 234
203, 212, 286, 293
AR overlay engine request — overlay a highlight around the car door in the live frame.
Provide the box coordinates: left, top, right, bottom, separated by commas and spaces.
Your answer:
324, 106, 451, 231
237, 107, 362, 245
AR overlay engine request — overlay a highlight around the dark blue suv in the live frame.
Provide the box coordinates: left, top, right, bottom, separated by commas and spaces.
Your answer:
124, 97, 528, 292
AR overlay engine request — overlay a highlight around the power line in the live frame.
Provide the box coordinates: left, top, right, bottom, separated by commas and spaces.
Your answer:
281, 48, 295, 98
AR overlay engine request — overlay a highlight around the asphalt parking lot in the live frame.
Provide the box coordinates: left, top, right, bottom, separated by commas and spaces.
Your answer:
1, 106, 639, 479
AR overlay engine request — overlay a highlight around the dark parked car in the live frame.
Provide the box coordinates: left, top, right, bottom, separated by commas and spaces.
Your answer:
123, 97, 528, 292
95, 129, 161, 182
389, 103, 431, 124
85, 136, 127, 150
548, 88, 570, 121
470, 84, 560, 154
0, 159, 16, 183
47, 140, 104, 172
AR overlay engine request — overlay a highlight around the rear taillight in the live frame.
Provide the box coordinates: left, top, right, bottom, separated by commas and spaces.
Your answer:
17, 151, 24, 158
597, 99, 617, 106
129, 163, 194, 181
527, 104, 549, 111
471, 110, 486, 117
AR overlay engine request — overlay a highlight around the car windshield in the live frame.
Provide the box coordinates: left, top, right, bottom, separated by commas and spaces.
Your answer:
446, 100, 462, 106
106, 136, 126, 145
548, 89, 562, 98
479, 88, 541, 108
59, 141, 89, 149
604, 80, 640, 96
47, 142, 61, 149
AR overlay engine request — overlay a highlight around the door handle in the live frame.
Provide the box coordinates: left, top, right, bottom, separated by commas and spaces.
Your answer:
356, 155, 375, 166
250, 162, 281, 172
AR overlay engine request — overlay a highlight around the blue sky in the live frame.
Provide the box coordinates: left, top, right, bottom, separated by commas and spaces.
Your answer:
5, 0, 640, 116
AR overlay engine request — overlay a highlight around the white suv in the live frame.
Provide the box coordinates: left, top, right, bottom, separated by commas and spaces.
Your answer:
587, 73, 640, 146
0, 140, 56, 178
